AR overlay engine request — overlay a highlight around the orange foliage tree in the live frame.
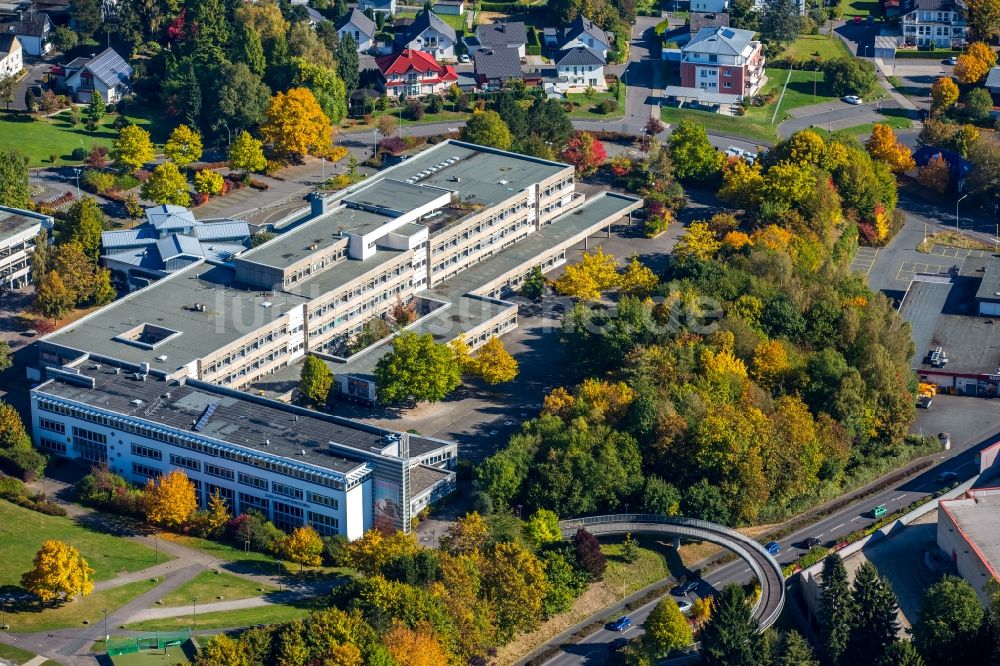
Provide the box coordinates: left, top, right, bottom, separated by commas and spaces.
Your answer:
144, 469, 198, 529
384, 621, 450, 666
261, 87, 333, 159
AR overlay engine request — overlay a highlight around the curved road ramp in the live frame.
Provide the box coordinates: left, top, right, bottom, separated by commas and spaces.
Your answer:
558, 514, 785, 630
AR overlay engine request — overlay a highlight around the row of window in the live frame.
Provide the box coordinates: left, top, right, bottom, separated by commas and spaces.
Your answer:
132, 462, 161, 479
170, 453, 200, 470
308, 262, 409, 321
202, 324, 290, 375
540, 178, 574, 199
39, 437, 67, 454
38, 399, 352, 491
38, 417, 65, 434
215, 346, 292, 385
431, 201, 530, 256
309, 282, 410, 343
272, 481, 303, 499
205, 462, 235, 480
282, 247, 348, 286
131, 443, 162, 460
432, 219, 532, 274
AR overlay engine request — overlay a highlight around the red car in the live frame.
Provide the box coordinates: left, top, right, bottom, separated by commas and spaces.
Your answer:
853, 15, 862, 23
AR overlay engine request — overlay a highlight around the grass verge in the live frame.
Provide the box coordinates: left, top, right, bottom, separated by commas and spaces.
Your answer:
917, 230, 998, 253
781, 34, 851, 61
157, 570, 275, 608
0, 499, 166, 586
6, 579, 158, 634
158, 533, 289, 576
0, 641, 37, 662
814, 116, 912, 139
567, 85, 627, 120
123, 596, 327, 632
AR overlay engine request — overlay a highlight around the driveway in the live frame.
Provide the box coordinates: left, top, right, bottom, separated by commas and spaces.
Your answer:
778, 98, 904, 137
10, 60, 51, 112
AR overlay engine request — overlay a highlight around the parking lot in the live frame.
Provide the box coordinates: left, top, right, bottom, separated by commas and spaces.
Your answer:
851, 247, 879, 275
895, 260, 952, 282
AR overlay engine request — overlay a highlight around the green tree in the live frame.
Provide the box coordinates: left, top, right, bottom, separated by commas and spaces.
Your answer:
540, 549, 587, 616
846, 561, 900, 664
641, 475, 682, 515
0, 339, 11, 374
700, 585, 768, 666
0, 150, 29, 208
112, 125, 156, 173
233, 22, 267, 76
299, 355, 333, 405
227, 130, 267, 175
912, 575, 984, 666
760, 0, 804, 45
773, 630, 819, 666
875, 641, 926, 666
460, 110, 512, 150
336, 34, 360, 97
291, 58, 348, 125
164, 124, 204, 167
524, 508, 561, 546
963, 87, 994, 122
669, 120, 723, 184
823, 57, 878, 97
966, 0, 1000, 41
818, 554, 853, 666
70, 0, 103, 38
84, 94, 105, 131
521, 266, 546, 299
646, 597, 694, 654
141, 162, 192, 207
214, 62, 272, 134
61, 196, 105, 262
375, 331, 462, 404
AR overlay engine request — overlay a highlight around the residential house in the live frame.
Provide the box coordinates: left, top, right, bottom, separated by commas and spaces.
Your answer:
338, 8, 377, 52
690, 0, 729, 11
0, 11, 50, 56
473, 47, 523, 87
555, 46, 606, 90
680, 26, 766, 98
101, 205, 251, 291
899, 0, 967, 48
659, 11, 729, 49
394, 10, 457, 60
559, 15, 611, 60
55, 47, 132, 103
376, 48, 458, 98
435, 0, 467, 15
0, 33, 22, 77
466, 21, 528, 58
358, 0, 396, 16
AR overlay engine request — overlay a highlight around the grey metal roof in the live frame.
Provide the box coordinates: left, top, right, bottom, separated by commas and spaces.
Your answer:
102, 228, 158, 250
156, 234, 204, 262
338, 8, 376, 39
987, 66, 1000, 89
147, 204, 196, 232
897, 276, 952, 361
662, 85, 742, 104
397, 10, 456, 46
563, 15, 609, 47
0, 206, 46, 243
192, 221, 251, 241
0, 11, 48, 37
556, 46, 605, 66
475, 21, 528, 47
683, 26, 756, 56
474, 47, 523, 81
82, 48, 132, 89
976, 256, 1000, 303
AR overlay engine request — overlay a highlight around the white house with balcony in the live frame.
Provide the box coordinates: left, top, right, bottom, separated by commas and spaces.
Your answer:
555, 46, 606, 90
337, 8, 376, 52
680, 26, 766, 98
899, 0, 967, 48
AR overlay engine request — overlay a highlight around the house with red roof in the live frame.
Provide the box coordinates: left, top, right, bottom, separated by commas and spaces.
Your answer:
376, 48, 458, 99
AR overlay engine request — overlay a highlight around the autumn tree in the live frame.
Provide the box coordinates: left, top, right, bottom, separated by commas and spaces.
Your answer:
439, 511, 489, 555
917, 153, 950, 193
480, 542, 550, 640
20, 540, 95, 602
164, 124, 204, 167
459, 110, 512, 150
347, 529, 419, 575
228, 131, 267, 175
0, 150, 29, 208
619, 258, 659, 297
35, 271, 74, 321
60, 196, 105, 262
144, 469, 198, 528
205, 489, 230, 536
572, 527, 606, 579
559, 132, 607, 176
384, 621, 450, 666
299, 355, 333, 405
866, 124, 916, 173
646, 597, 694, 654
196, 634, 248, 666
524, 508, 561, 546
553, 247, 620, 299
261, 87, 333, 159
0, 400, 27, 448
141, 162, 191, 207
954, 42, 996, 84
194, 170, 224, 196
931, 77, 959, 114
471, 336, 518, 385
0, 340, 10, 374
112, 125, 156, 173
375, 331, 462, 404
672, 221, 721, 263
967, 0, 1000, 41
283, 525, 324, 570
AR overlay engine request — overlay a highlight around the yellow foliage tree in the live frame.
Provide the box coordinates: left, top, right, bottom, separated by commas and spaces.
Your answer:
672, 222, 720, 263
384, 621, 450, 666
228, 130, 267, 174
164, 124, 203, 167
750, 224, 794, 253
439, 511, 489, 555
205, 489, 230, 535
261, 87, 333, 158
576, 378, 636, 423
581, 247, 620, 291
283, 525, 324, 570
20, 540, 95, 602
690, 594, 713, 627
448, 334, 473, 372
785, 129, 826, 166
553, 248, 619, 299
553, 262, 600, 299
542, 386, 575, 418
751, 339, 789, 389
346, 529, 419, 575
873, 203, 889, 242
931, 76, 960, 113
195, 634, 248, 666
471, 336, 518, 385
865, 124, 916, 173
718, 158, 763, 210
144, 469, 197, 529
111, 125, 155, 173
954, 42, 996, 84
722, 231, 752, 250
619, 258, 659, 297
194, 169, 224, 196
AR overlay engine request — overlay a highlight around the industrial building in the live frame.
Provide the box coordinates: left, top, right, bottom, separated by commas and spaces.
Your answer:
0, 206, 51, 292
937, 488, 1000, 605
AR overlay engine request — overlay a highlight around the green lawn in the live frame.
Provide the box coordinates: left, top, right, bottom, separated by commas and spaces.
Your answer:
109, 639, 198, 665
840, 0, 880, 16
567, 85, 626, 119
814, 116, 913, 138
0, 500, 167, 586
0, 106, 169, 167
0, 641, 37, 662
396, 9, 469, 31
157, 570, 275, 607
124, 596, 328, 632
781, 34, 851, 61
342, 108, 469, 132
159, 533, 288, 577
7, 579, 158, 633
600, 539, 674, 598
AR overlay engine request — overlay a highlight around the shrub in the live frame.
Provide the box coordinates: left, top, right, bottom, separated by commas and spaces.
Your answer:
0, 447, 47, 481
379, 136, 407, 155
106, 103, 116, 114
426, 95, 442, 114
596, 99, 617, 114
71, 147, 87, 161
0, 475, 25, 500
114, 173, 140, 190
82, 169, 117, 194
85, 145, 110, 168
406, 100, 425, 120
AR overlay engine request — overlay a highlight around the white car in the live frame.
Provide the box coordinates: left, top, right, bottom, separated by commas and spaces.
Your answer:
945, 56, 957, 65
842, 95, 863, 105
676, 598, 693, 615
459, 54, 470, 63
724, 146, 758, 163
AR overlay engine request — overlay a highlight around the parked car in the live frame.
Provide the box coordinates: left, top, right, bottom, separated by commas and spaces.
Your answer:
610, 616, 632, 631
937, 470, 959, 483
945, 56, 958, 65
801, 537, 822, 549
765, 541, 781, 556
724, 146, 758, 163
671, 580, 699, 596
842, 95, 863, 105
676, 598, 693, 614
459, 54, 470, 63
871, 504, 887, 519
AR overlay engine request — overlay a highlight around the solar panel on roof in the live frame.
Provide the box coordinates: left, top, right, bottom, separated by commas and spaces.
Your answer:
193, 402, 218, 431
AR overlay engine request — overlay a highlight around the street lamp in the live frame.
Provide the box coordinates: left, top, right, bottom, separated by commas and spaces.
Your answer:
956, 193, 970, 229
73, 168, 81, 199
373, 129, 381, 160
103, 607, 108, 641
220, 120, 231, 147
192, 597, 197, 631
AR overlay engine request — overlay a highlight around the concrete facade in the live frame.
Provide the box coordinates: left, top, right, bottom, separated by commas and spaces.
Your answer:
680, 26, 766, 98
937, 488, 1000, 605
0, 206, 50, 292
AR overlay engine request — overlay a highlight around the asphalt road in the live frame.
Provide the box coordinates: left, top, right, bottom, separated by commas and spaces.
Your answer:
540, 393, 1000, 665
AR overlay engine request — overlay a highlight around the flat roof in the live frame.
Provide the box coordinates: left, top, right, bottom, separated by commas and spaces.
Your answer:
941, 490, 1000, 578
410, 464, 453, 497
238, 207, 381, 270
0, 207, 43, 243
343, 178, 450, 215
35, 368, 453, 474
976, 256, 1000, 303
41, 263, 310, 370
898, 277, 952, 361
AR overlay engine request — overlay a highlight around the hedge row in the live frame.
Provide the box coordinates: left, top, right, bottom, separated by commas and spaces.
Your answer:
894, 48, 962, 58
